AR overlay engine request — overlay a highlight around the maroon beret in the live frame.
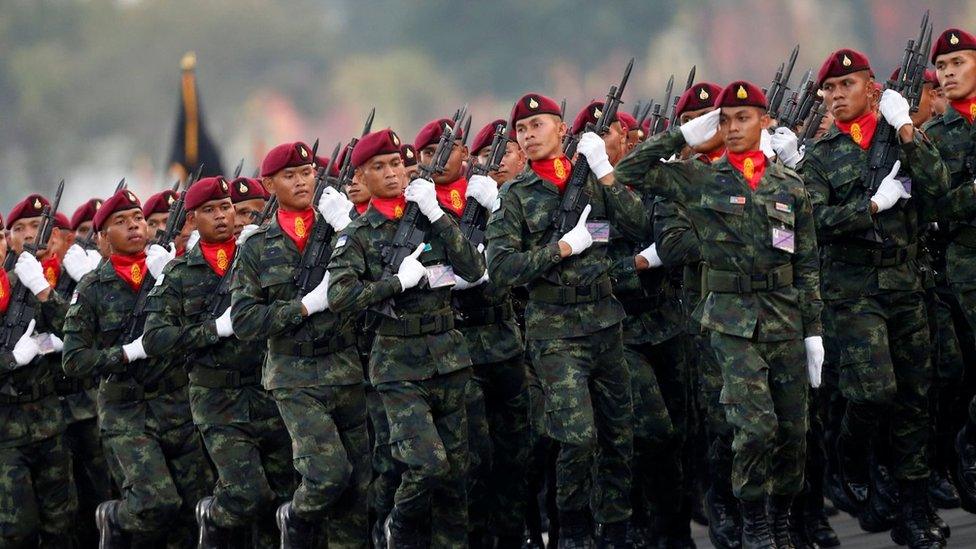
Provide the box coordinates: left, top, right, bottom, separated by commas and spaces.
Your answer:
8, 194, 50, 226
142, 190, 178, 218
413, 119, 463, 151
817, 49, 872, 88
889, 67, 939, 87
261, 141, 314, 177
570, 101, 619, 135
471, 119, 506, 155
70, 198, 102, 230
510, 93, 562, 126
675, 82, 723, 117
185, 176, 231, 211
932, 28, 976, 64
54, 213, 70, 230
716, 81, 768, 110
400, 144, 418, 167
617, 112, 637, 133
230, 177, 267, 203
352, 129, 402, 169
94, 189, 141, 231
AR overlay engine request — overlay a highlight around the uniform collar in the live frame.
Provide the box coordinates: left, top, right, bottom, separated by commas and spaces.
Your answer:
363, 206, 393, 228
712, 155, 787, 181
185, 242, 207, 266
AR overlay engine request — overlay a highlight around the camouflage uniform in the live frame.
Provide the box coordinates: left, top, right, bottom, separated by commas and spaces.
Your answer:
230, 216, 368, 546
485, 167, 646, 527
328, 205, 485, 546
62, 261, 212, 545
143, 243, 295, 544
800, 123, 948, 483
615, 130, 823, 502
0, 277, 78, 546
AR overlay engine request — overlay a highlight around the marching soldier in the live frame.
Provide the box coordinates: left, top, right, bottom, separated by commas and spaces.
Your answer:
229, 176, 269, 238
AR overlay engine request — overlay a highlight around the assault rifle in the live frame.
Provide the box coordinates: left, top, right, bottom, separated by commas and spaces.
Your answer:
459, 120, 511, 247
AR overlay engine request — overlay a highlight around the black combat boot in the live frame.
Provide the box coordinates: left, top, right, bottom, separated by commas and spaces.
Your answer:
557, 510, 594, 549
785, 497, 813, 549
705, 488, 741, 549
925, 496, 949, 543
276, 501, 319, 549
766, 495, 794, 549
195, 496, 239, 549
385, 508, 429, 549
595, 520, 628, 549
802, 493, 839, 547
889, 480, 944, 548
96, 500, 129, 549
928, 469, 960, 509
836, 437, 870, 508
739, 500, 775, 549
953, 427, 976, 513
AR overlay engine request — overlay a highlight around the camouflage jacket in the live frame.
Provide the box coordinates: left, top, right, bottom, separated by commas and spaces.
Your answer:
653, 197, 704, 331
51, 266, 98, 424
615, 130, 822, 342
327, 206, 485, 385
485, 168, 647, 340
230, 215, 362, 391
799, 124, 949, 299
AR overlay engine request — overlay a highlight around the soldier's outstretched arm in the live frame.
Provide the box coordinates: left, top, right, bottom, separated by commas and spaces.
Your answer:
601, 178, 651, 243
62, 282, 125, 378
485, 191, 563, 287
797, 153, 875, 241
613, 130, 697, 203
143, 264, 220, 356
793, 185, 824, 338
327, 229, 401, 314
431, 214, 486, 282
230, 239, 306, 341
653, 198, 701, 267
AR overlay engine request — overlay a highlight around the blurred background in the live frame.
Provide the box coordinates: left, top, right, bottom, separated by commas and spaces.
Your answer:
2, 0, 974, 212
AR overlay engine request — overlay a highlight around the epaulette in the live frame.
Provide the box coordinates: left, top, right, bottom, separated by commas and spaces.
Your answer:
161, 255, 187, 276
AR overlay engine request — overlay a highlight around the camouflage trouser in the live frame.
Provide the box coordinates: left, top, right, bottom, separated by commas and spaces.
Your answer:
64, 417, 113, 548
0, 434, 77, 545
925, 286, 966, 473
711, 331, 808, 502
465, 371, 491, 535
825, 291, 932, 481
949, 279, 976, 426
529, 323, 633, 524
378, 368, 470, 548
696, 329, 735, 499
366, 384, 402, 523
273, 383, 369, 547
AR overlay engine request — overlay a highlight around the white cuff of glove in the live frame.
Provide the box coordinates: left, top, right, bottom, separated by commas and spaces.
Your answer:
638, 243, 663, 268
122, 336, 147, 362
12, 319, 39, 366
300, 273, 331, 316
215, 309, 234, 338
804, 335, 824, 389
15, 254, 50, 296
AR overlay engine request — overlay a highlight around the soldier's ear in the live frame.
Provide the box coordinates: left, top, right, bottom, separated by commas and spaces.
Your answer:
262, 176, 274, 194
186, 210, 196, 224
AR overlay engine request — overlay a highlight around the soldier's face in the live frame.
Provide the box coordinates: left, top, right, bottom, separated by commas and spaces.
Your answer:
0, 233, 7, 260
146, 212, 169, 237
603, 121, 627, 166
935, 51, 976, 101
932, 86, 947, 114
515, 114, 566, 162
346, 173, 371, 205
233, 198, 266, 237
361, 153, 406, 199
190, 198, 235, 244
49, 228, 67, 260
720, 106, 767, 154
477, 141, 526, 185
625, 129, 641, 152
912, 83, 935, 127
420, 142, 467, 184
8, 217, 41, 256
681, 106, 726, 154
74, 221, 92, 242
265, 164, 316, 212
103, 209, 148, 255
821, 71, 873, 122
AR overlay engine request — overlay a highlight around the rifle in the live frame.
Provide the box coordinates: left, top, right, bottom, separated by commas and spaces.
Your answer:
635, 102, 653, 136
1, 180, 64, 352
651, 75, 674, 134
546, 58, 634, 245
779, 69, 815, 132
77, 177, 126, 251
766, 45, 800, 121
668, 65, 696, 128
459, 120, 510, 247
232, 158, 245, 179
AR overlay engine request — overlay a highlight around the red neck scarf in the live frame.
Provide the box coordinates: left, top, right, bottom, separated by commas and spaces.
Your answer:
110, 251, 147, 292
199, 239, 236, 277
41, 255, 60, 288
727, 150, 768, 191
277, 208, 315, 253
703, 147, 726, 164
0, 269, 10, 314
371, 196, 407, 221
950, 96, 976, 124
435, 177, 467, 217
354, 202, 369, 215
835, 111, 878, 150
531, 156, 572, 193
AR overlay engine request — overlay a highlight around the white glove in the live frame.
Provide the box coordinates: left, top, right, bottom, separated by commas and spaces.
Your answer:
405, 179, 444, 223
452, 270, 489, 291
760, 128, 775, 159
804, 335, 825, 388
637, 243, 663, 268
49, 333, 64, 353
465, 175, 499, 209
770, 127, 802, 168
870, 160, 910, 213
679, 109, 720, 147
237, 224, 260, 245
64, 244, 97, 282
186, 230, 201, 251
317, 187, 354, 232
12, 319, 39, 366
215, 307, 234, 338
122, 335, 147, 362
577, 132, 614, 179
879, 89, 913, 131
15, 253, 50, 296
395, 243, 427, 291
146, 243, 176, 279
558, 204, 593, 256
300, 271, 330, 316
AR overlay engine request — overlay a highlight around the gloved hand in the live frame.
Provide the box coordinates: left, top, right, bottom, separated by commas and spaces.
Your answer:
317, 187, 354, 231
804, 335, 825, 388
879, 89, 913, 131
300, 271, 330, 316
215, 307, 234, 337
770, 127, 802, 168
452, 270, 489, 291
186, 230, 201, 251
12, 319, 39, 366
577, 132, 614, 179
50, 333, 64, 353
237, 224, 260, 245
15, 253, 50, 296
122, 335, 147, 362
558, 204, 593, 256
405, 179, 444, 223
871, 160, 910, 213
63, 244, 97, 282
679, 108, 720, 147
395, 243, 427, 291
760, 128, 775, 158
146, 243, 175, 279
637, 243, 663, 268
465, 175, 499, 209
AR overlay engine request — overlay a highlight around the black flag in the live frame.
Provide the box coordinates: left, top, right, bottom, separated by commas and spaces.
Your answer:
169, 52, 224, 178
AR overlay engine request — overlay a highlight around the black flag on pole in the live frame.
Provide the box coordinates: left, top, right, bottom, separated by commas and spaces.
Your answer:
169, 52, 224, 178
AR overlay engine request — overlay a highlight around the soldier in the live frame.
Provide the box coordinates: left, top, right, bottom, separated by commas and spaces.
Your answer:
617, 111, 642, 153
70, 198, 101, 243
799, 49, 949, 548
615, 81, 824, 548
401, 144, 420, 181
143, 189, 179, 238
0, 199, 80, 547
486, 92, 646, 547
327, 128, 486, 547
141, 176, 294, 547
471, 120, 526, 182
62, 189, 212, 547
229, 176, 269, 238
230, 141, 369, 547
